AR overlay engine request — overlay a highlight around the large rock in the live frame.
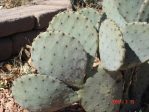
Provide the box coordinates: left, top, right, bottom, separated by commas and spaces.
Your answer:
0, 30, 45, 61
0, 2, 70, 37
0, 38, 12, 61
0, 14, 35, 38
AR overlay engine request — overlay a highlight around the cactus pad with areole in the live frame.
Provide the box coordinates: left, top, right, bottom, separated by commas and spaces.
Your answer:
78, 7, 103, 29
31, 31, 87, 87
47, 11, 98, 57
12, 74, 79, 112
99, 19, 125, 71
78, 67, 123, 112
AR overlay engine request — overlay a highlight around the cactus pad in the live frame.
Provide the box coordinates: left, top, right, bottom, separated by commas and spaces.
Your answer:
103, 0, 127, 28
78, 8, 103, 28
137, 0, 149, 22
99, 19, 125, 71
78, 67, 123, 112
12, 74, 79, 112
31, 31, 87, 87
122, 22, 149, 64
114, 0, 144, 22
103, 0, 149, 26
47, 11, 98, 56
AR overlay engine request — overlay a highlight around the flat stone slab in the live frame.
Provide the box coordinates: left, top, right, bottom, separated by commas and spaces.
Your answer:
0, 30, 45, 61
0, 15, 35, 38
0, 0, 71, 61
0, 1, 70, 37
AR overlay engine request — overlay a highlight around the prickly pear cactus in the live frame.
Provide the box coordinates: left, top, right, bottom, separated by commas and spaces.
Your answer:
103, 0, 149, 27
122, 22, 149, 65
78, 7, 104, 29
99, 19, 149, 71
99, 19, 125, 71
47, 11, 98, 57
31, 31, 87, 87
12, 74, 79, 112
78, 67, 123, 112
114, 0, 144, 22
11, 3, 149, 111
137, 0, 149, 22
103, 0, 127, 28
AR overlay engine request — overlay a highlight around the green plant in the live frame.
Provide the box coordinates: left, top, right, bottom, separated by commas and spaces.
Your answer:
103, 0, 149, 27
99, 0, 149, 71
12, 74, 79, 112
31, 31, 87, 88
11, 1, 149, 111
78, 7, 104, 29
47, 11, 98, 57
78, 67, 123, 112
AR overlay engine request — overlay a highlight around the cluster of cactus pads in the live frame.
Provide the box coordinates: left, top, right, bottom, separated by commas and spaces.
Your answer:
11, 0, 149, 111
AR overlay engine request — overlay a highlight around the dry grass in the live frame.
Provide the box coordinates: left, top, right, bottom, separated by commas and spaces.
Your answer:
0, 0, 32, 8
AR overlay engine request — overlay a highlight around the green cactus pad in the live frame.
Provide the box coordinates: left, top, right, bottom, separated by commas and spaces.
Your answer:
137, 0, 149, 22
114, 0, 144, 22
47, 11, 98, 56
31, 31, 87, 87
12, 74, 79, 112
100, 20, 149, 70
103, 0, 149, 27
78, 7, 103, 28
103, 0, 127, 28
122, 22, 149, 64
99, 19, 125, 71
78, 67, 123, 112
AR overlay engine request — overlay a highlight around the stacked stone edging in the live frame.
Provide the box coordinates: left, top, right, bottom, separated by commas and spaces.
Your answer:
0, 5, 68, 38
0, 0, 71, 61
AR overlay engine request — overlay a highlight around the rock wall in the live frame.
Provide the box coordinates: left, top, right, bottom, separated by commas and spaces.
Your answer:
0, 0, 71, 61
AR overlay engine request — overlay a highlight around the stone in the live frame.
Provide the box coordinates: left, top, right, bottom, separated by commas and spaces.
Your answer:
0, 37, 12, 61
0, 14, 35, 38
0, 3, 70, 37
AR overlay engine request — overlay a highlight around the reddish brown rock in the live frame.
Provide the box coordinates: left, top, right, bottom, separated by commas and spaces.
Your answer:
0, 3, 70, 37
0, 38, 12, 61
0, 15, 35, 38
0, 0, 71, 61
